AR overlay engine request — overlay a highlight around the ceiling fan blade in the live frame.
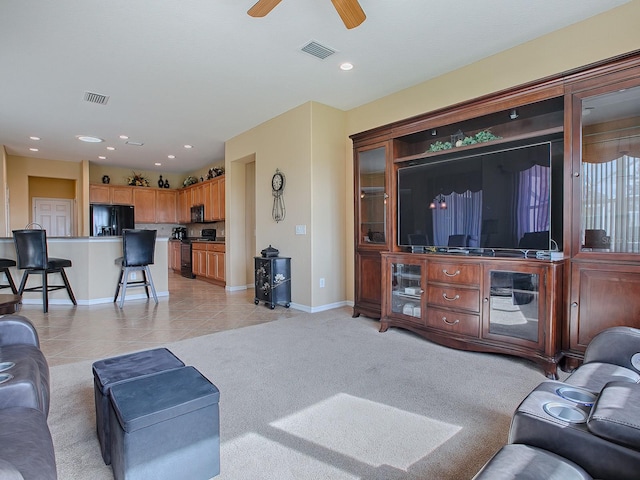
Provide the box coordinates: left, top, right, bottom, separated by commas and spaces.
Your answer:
331, 0, 366, 29
247, 0, 282, 18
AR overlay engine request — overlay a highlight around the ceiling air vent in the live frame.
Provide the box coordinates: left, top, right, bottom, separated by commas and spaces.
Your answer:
301, 41, 335, 60
84, 91, 110, 105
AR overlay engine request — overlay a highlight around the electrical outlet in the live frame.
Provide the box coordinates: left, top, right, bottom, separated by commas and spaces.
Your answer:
319, 278, 325, 288
295, 225, 306, 235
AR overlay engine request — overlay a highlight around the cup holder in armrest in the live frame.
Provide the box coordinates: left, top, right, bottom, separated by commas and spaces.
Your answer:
543, 402, 588, 423
0, 362, 15, 373
556, 386, 597, 406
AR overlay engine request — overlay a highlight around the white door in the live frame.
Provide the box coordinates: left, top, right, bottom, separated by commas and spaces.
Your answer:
33, 198, 73, 236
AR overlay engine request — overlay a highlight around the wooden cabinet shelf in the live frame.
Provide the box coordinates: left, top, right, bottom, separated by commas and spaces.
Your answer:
394, 126, 564, 164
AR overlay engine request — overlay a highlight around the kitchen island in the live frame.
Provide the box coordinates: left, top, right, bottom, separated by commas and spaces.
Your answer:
0, 236, 169, 306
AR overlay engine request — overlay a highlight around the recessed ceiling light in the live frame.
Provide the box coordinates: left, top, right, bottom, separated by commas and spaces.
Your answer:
106, 146, 115, 151
29, 148, 39, 152
76, 135, 104, 143
98, 155, 107, 160
168, 155, 176, 159
184, 145, 193, 149
155, 162, 162, 166
119, 135, 129, 140
29, 136, 40, 141
340, 62, 354, 71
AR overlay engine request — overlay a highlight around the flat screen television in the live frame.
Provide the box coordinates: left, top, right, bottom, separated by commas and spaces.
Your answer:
397, 139, 563, 255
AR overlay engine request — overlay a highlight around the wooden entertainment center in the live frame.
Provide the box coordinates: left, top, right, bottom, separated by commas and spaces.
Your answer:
352, 52, 640, 377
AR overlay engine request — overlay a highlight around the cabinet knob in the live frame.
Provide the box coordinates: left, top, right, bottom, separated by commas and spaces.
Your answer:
573, 171, 580, 177
483, 298, 489, 303
571, 302, 578, 307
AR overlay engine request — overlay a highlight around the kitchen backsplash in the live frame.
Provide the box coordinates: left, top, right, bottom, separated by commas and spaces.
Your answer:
135, 221, 225, 238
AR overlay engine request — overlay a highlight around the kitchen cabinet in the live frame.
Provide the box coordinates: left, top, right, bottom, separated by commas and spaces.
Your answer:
191, 242, 225, 285
169, 240, 181, 272
89, 185, 110, 203
208, 176, 225, 220
156, 189, 177, 223
132, 188, 156, 223
89, 185, 133, 205
177, 189, 191, 223
111, 186, 133, 205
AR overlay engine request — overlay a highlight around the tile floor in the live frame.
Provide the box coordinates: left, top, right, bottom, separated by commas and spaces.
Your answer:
15, 271, 303, 366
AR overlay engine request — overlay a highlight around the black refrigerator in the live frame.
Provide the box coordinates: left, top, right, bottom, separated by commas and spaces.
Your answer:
90, 204, 135, 236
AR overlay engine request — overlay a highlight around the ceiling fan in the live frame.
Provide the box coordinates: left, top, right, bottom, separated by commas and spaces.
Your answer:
248, 0, 366, 29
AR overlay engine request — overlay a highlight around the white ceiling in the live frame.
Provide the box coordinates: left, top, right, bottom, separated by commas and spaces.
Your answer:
0, 0, 630, 173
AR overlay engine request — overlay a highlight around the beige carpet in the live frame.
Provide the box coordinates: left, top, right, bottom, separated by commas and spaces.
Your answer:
49, 308, 548, 479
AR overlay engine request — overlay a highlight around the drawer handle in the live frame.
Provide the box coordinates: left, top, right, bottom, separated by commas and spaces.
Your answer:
442, 293, 460, 301
442, 317, 459, 326
442, 269, 460, 277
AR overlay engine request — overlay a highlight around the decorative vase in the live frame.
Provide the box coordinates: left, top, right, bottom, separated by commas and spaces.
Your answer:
164, 179, 170, 188
158, 175, 164, 188
102, 175, 110, 184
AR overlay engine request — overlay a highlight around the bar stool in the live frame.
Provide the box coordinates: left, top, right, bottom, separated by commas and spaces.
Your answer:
12, 229, 76, 313
0, 258, 18, 294
114, 229, 158, 308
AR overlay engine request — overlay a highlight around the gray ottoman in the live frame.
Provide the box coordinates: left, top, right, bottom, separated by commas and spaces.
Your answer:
92, 347, 184, 464
109, 366, 220, 480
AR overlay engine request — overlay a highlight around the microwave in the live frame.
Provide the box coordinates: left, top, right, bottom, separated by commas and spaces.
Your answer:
191, 204, 205, 223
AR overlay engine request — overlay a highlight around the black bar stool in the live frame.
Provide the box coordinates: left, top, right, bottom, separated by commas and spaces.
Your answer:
114, 229, 158, 308
0, 259, 18, 294
12, 229, 77, 313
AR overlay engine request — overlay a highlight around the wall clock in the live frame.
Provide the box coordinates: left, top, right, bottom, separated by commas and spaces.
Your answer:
272, 169, 286, 222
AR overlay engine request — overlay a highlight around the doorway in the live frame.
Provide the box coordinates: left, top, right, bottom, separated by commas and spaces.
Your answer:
32, 198, 74, 236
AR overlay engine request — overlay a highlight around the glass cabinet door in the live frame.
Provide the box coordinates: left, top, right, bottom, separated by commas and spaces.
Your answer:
390, 262, 423, 319
357, 146, 387, 245
486, 270, 540, 344
579, 85, 640, 254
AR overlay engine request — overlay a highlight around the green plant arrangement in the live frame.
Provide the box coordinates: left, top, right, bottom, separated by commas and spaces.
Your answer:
428, 130, 501, 152
127, 172, 150, 187
183, 175, 198, 187
428, 141, 453, 152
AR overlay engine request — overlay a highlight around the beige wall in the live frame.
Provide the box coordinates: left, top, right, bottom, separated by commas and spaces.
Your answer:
6, 155, 88, 235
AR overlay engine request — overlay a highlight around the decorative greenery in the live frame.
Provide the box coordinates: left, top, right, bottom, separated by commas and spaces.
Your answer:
183, 175, 198, 187
428, 141, 453, 152
428, 130, 501, 152
127, 172, 150, 187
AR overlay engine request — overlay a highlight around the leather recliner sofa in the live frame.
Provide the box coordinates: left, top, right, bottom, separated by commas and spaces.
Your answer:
0, 314, 57, 479
474, 326, 640, 480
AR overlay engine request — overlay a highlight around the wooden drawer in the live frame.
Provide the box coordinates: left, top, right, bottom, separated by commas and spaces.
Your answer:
192, 243, 206, 251
428, 262, 480, 285
427, 285, 480, 312
426, 307, 480, 337
206, 243, 225, 253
